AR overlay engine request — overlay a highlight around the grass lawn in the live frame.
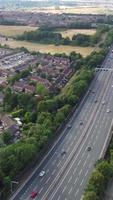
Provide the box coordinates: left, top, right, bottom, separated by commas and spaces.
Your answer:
0, 25, 38, 36
55, 29, 96, 39
0, 38, 100, 57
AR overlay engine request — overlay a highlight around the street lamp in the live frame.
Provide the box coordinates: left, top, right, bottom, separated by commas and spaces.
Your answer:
11, 181, 19, 193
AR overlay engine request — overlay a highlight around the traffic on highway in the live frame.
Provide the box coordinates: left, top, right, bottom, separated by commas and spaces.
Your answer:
10, 48, 113, 200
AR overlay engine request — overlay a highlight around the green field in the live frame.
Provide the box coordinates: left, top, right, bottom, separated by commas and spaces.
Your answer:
0, 38, 100, 57
0, 25, 38, 36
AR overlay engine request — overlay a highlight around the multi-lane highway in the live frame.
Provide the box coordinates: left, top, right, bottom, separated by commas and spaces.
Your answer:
10, 49, 113, 200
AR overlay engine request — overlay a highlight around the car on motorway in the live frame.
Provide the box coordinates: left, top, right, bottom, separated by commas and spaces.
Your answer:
112, 85, 113, 88
87, 146, 91, 151
102, 101, 105, 105
67, 124, 71, 128
31, 191, 38, 199
79, 121, 83, 126
92, 91, 95, 94
107, 109, 111, 113
94, 100, 98, 103
61, 150, 67, 156
39, 170, 45, 177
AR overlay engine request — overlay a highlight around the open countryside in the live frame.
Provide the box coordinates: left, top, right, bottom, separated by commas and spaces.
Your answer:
0, 38, 99, 56
31, 6, 113, 15
0, 25, 37, 36
55, 29, 96, 39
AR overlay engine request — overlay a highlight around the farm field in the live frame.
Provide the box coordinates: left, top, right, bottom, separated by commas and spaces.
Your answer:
0, 25, 38, 36
56, 29, 96, 39
28, 6, 113, 14
0, 38, 100, 57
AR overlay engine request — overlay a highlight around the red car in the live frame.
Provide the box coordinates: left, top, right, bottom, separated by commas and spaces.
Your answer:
31, 191, 38, 199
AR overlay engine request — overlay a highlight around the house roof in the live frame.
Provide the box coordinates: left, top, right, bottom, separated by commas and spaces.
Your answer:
1, 115, 16, 129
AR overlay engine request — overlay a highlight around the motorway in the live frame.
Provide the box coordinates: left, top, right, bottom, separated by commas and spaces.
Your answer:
10, 49, 113, 200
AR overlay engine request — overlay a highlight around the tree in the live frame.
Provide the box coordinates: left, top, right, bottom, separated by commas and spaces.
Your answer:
83, 191, 99, 200
59, 104, 71, 116
87, 170, 105, 196
3, 176, 11, 191
54, 110, 65, 127
2, 130, 12, 145
37, 112, 52, 124
24, 112, 32, 123
36, 83, 48, 96
96, 161, 113, 182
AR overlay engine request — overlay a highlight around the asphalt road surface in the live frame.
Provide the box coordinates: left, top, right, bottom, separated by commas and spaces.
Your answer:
10, 48, 113, 200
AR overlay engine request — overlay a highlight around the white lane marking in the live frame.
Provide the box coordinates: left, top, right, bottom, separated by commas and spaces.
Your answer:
80, 178, 84, 186
83, 160, 87, 167
73, 167, 77, 175
74, 177, 78, 185
68, 187, 73, 195
68, 176, 72, 184
52, 169, 56, 175
57, 195, 61, 200
57, 161, 61, 167
45, 177, 51, 184
39, 187, 44, 194
85, 169, 89, 177
79, 169, 82, 176
62, 185, 67, 193
77, 159, 81, 166
74, 188, 79, 198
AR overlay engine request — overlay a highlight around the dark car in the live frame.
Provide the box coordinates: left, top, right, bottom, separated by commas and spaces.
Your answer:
87, 147, 91, 151
79, 121, 83, 126
61, 150, 67, 156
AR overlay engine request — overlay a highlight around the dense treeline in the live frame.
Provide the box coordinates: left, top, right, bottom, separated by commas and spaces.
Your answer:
16, 26, 109, 47
83, 138, 113, 200
103, 28, 113, 47
0, 20, 25, 26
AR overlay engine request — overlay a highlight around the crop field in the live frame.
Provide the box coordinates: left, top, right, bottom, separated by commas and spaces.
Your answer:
0, 25, 38, 36
0, 38, 100, 57
56, 29, 96, 39
30, 6, 112, 14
